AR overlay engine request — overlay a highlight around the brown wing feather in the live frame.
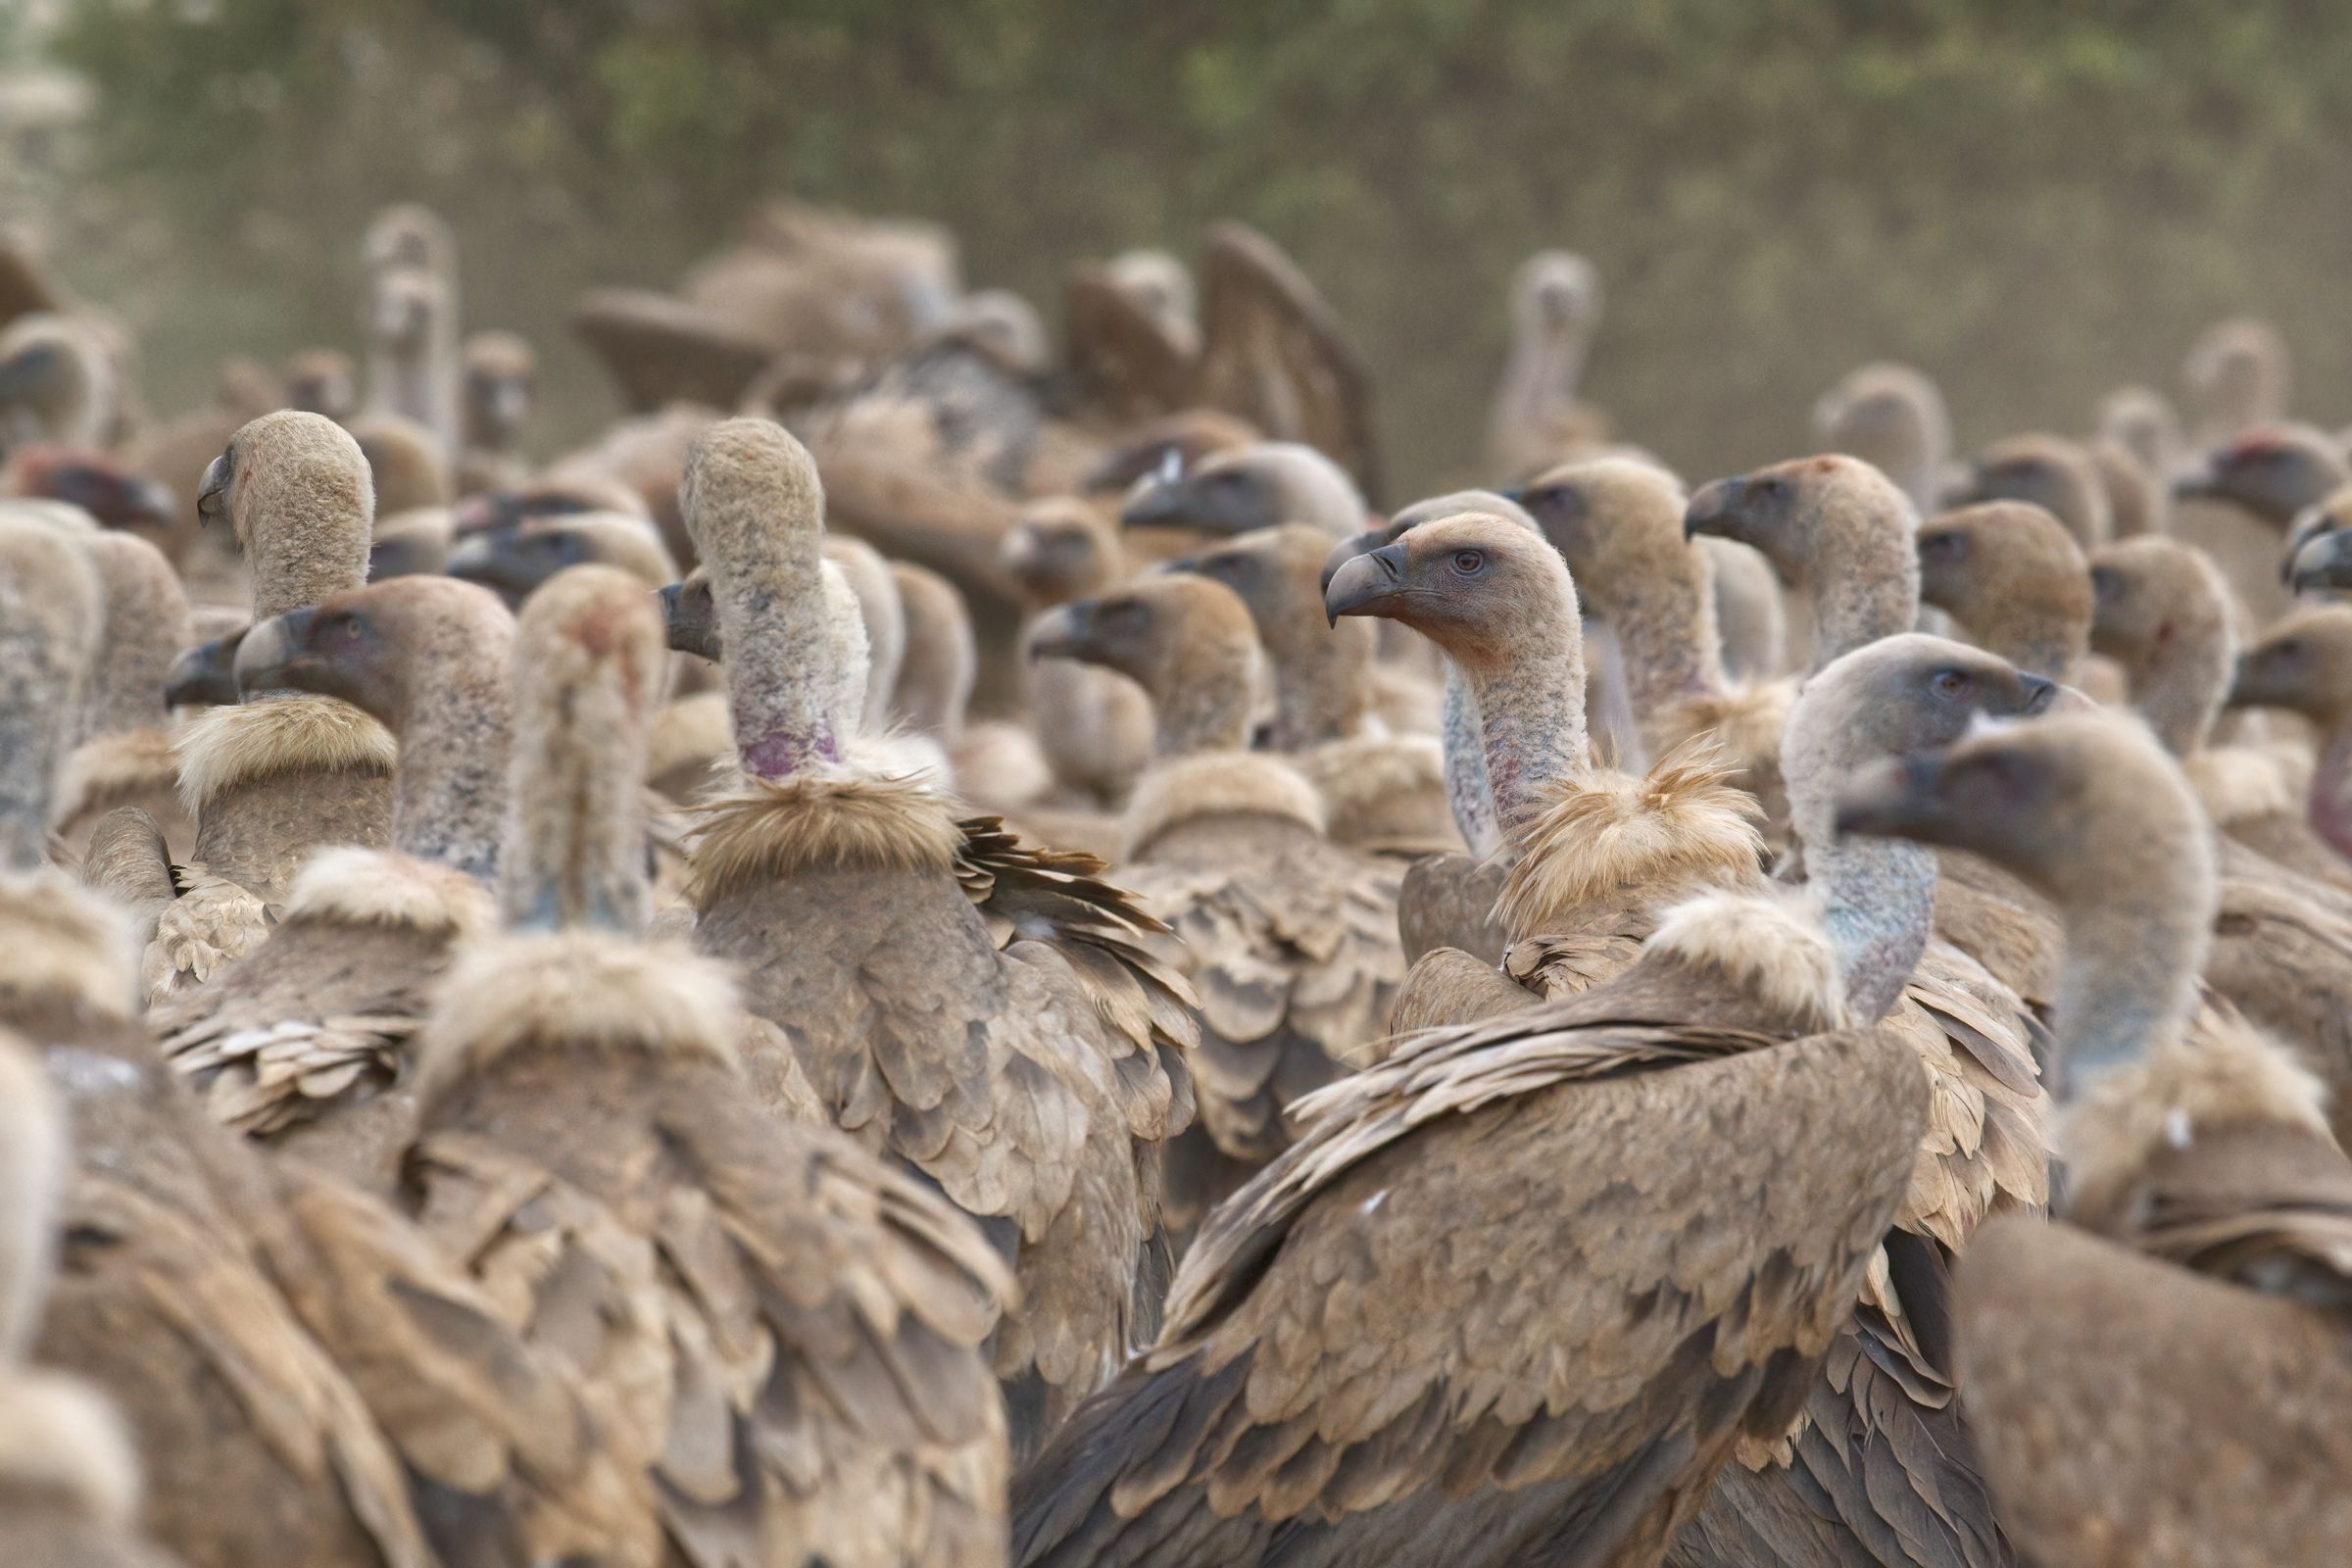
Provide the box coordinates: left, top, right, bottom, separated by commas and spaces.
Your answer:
1015, 1013, 1927, 1568
1062, 266, 1198, 426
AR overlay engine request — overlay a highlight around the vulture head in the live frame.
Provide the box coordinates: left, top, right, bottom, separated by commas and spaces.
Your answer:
1322, 508, 1573, 667
2280, 485, 2352, 586
446, 513, 678, 609
1029, 572, 1259, 714
2172, 426, 2349, 527
200, 411, 376, 615
352, 413, 453, 515
79, 531, 193, 742
2098, 384, 2182, 478
1943, 433, 2111, 547
462, 331, 536, 454
453, 474, 648, 540
2182, 317, 2290, 442
1169, 520, 1351, 666
1684, 453, 1915, 589
2, 446, 176, 558
1081, 409, 1256, 496
1317, 488, 1538, 597
234, 574, 514, 727
1915, 501, 2090, 677
1003, 497, 1125, 606
164, 627, 246, 710
1788, 633, 2057, 811
1809, 362, 1949, 508
2085, 536, 2232, 673
1512, 455, 1688, 605
1121, 440, 1364, 538
2228, 604, 2352, 726
1837, 711, 2208, 958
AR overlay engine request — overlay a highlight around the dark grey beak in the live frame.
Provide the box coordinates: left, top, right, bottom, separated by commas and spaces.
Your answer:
2019, 672, 2059, 715
659, 577, 721, 662
1323, 542, 1407, 626
2289, 529, 2352, 596
2171, 458, 2221, 501
1319, 527, 1388, 595
1684, 475, 1746, 542
1833, 753, 1944, 840
194, 453, 231, 528
1025, 601, 1097, 662
164, 631, 245, 710
231, 608, 313, 699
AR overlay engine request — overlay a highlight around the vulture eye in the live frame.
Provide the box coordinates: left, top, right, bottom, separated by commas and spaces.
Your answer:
1932, 669, 1973, 702
1451, 550, 1486, 576
1922, 532, 1965, 561
2274, 639, 2305, 662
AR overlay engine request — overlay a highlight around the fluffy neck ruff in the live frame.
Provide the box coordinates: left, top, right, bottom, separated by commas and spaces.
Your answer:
1497, 741, 1766, 939
2062, 1006, 2331, 1227
0, 871, 137, 1024
0, 1370, 143, 1528
1457, 604, 1589, 844
1124, 750, 1328, 858
416, 929, 744, 1112
1646, 889, 1849, 1033
173, 693, 398, 812
283, 846, 496, 940
51, 728, 175, 831
683, 770, 963, 907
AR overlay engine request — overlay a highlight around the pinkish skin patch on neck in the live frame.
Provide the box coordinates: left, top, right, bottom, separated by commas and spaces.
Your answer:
2313, 734, 2352, 860
742, 728, 841, 781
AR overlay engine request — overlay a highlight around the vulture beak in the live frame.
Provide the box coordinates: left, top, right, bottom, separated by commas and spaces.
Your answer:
1025, 601, 1098, 663
2018, 672, 2059, 715
163, 631, 245, 710
1119, 474, 1196, 530
2171, 457, 2221, 501
1832, 753, 1946, 842
368, 531, 443, 582
445, 528, 579, 606
231, 608, 315, 699
1319, 527, 1388, 596
659, 578, 721, 662
2224, 652, 2260, 710
2289, 529, 2352, 595
1683, 475, 1747, 542
195, 454, 231, 528
1323, 542, 1408, 626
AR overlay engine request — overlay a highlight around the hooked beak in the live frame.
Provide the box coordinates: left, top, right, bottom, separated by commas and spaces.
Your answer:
163, 630, 245, 710
1322, 542, 1407, 626
195, 454, 230, 528
2289, 529, 2352, 596
1833, 753, 1945, 841
2171, 457, 2221, 501
231, 608, 314, 699
1025, 601, 1097, 663
1683, 475, 1747, 542
1319, 527, 1388, 595
2019, 672, 2059, 716
2224, 652, 2261, 710
1120, 474, 1196, 529
659, 578, 721, 662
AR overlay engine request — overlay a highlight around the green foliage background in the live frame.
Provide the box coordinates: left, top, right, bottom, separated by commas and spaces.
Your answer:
29, 0, 2352, 490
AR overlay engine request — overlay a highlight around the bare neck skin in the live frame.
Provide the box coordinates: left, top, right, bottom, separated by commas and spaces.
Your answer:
1455, 611, 1589, 845
1598, 544, 1728, 710
1788, 758, 1935, 1024
2132, 634, 2228, 758
2308, 724, 2352, 861
2051, 855, 2212, 1088
248, 510, 368, 622
709, 526, 842, 781
505, 700, 649, 938
387, 632, 515, 881
1441, 668, 1502, 857
1800, 499, 1921, 671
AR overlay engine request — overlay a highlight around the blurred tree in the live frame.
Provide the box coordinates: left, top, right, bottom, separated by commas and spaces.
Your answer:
36, 0, 2352, 487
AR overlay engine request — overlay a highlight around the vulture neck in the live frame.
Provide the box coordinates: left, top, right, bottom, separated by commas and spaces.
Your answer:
388, 636, 515, 882
504, 699, 650, 938
1984, 619, 2085, 687
248, 500, 368, 623
1456, 606, 1588, 844
710, 528, 844, 781
2049, 847, 2214, 1089
1153, 647, 1258, 757
0, 706, 62, 875
1799, 500, 1920, 671
2310, 728, 2352, 861
1790, 749, 1935, 1024
1268, 617, 1375, 751
1599, 544, 1728, 710
1440, 667, 1503, 857
2130, 633, 2228, 759
1491, 322, 1585, 450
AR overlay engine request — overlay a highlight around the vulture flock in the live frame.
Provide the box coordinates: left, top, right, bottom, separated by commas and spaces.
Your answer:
3, 198, 2352, 1568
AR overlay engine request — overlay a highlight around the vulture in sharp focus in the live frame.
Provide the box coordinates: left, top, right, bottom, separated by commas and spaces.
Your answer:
673, 417, 1195, 1460
1837, 711, 2352, 1566
400, 563, 1014, 1567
